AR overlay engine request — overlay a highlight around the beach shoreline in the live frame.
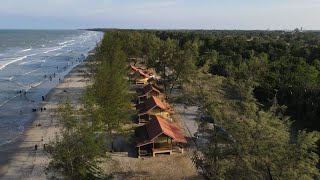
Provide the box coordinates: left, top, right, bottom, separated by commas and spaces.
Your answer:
0, 57, 93, 179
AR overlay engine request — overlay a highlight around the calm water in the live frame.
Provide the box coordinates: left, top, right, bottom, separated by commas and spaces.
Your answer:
0, 30, 103, 146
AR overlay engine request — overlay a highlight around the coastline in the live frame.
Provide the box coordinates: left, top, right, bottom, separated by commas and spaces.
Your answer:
0, 58, 93, 179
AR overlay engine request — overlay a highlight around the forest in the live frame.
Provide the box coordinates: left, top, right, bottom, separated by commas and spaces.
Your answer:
117, 29, 320, 131
106, 29, 320, 179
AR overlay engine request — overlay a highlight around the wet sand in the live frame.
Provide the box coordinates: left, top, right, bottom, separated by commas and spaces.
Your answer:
0, 61, 91, 179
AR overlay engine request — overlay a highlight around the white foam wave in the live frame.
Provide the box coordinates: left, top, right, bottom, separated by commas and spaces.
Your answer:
22, 48, 32, 52
0, 54, 36, 70
59, 40, 75, 45
32, 80, 44, 88
0, 94, 21, 107
0, 76, 15, 81
19, 62, 28, 65
22, 68, 40, 75
43, 46, 64, 54
65, 43, 75, 46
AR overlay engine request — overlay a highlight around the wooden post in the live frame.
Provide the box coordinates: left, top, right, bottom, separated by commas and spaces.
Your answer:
152, 142, 155, 157
181, 144, 184, 153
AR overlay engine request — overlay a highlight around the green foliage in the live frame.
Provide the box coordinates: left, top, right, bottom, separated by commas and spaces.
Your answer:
90, 32, 132, 133
187, 73, 320, 179
154, 30, 320, 130
46, 100, 108, 179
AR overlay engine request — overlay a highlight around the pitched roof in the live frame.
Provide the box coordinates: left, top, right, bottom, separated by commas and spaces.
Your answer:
130, 65, 150, 78
136, 115, 187, 146
145, 96, 167, 112
130, 64, 139, 71
138, 69, 150, 78
142, 84, 161, 95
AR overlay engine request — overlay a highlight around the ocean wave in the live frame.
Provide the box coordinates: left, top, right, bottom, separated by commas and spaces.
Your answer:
0, 54, 36, 70
30, 79, 45, 88
0, 94, 21, 108
0, 76, 15, 81
43, 46, 65, 54
22, 68, 40, 75
58, 40, 75, 45
65, 43, 75, 46
21, 48, 32, 52
9, 76, 14, 81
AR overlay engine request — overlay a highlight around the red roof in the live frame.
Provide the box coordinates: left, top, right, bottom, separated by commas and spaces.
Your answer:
145, 96, 167, 112
142, 84, 161, 95
137, 115, 187, 147
130, 64, 139, 71
137, 69, 150, 78
130, 65, 150, 78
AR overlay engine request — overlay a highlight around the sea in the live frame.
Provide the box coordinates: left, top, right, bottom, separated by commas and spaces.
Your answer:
0, 30, 103, 146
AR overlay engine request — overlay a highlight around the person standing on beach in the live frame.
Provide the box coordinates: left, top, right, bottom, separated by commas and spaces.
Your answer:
35, 144, 38, 150
40, 107, 43, 112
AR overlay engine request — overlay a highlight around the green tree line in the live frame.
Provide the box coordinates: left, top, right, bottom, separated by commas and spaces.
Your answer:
46, 32, 131, 179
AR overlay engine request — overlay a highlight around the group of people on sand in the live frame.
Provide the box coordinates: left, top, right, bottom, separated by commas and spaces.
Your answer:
45, 72, 56, 82
32, 106, 46, 112
34, 137, 47, 151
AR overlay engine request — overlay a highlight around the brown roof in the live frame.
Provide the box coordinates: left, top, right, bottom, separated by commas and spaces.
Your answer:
141, 84, 161, 95
136, 115, 187, 147
138, 70, 150, 78
130, 65, 150, 78
145, 96, 167, 112
130, 64, 139, 71
138, 96, 175, 115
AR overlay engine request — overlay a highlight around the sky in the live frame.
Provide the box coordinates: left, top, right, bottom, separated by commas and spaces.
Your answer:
1, 0, 320, 30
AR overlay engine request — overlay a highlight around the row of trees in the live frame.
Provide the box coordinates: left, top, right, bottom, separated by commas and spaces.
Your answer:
46, 32, 131, 179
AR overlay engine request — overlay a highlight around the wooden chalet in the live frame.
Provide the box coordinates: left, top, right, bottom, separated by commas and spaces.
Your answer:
129, 65, 158, 85
137, 96, 174, 123
136, 115, 187, 157
137, 84, 162, 103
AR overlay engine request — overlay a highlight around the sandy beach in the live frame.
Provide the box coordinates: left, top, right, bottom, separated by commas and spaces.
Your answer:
0, 61, 91, 179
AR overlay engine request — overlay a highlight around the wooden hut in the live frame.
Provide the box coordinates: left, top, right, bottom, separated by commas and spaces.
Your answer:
137, 96, 174, 123
136, 115, 187, 157
129, 65, 158, 85
137, 84, 162, 103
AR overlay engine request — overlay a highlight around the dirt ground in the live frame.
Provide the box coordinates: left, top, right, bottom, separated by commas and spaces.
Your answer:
100, 108, 200, 179
102, 150, 199, 180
